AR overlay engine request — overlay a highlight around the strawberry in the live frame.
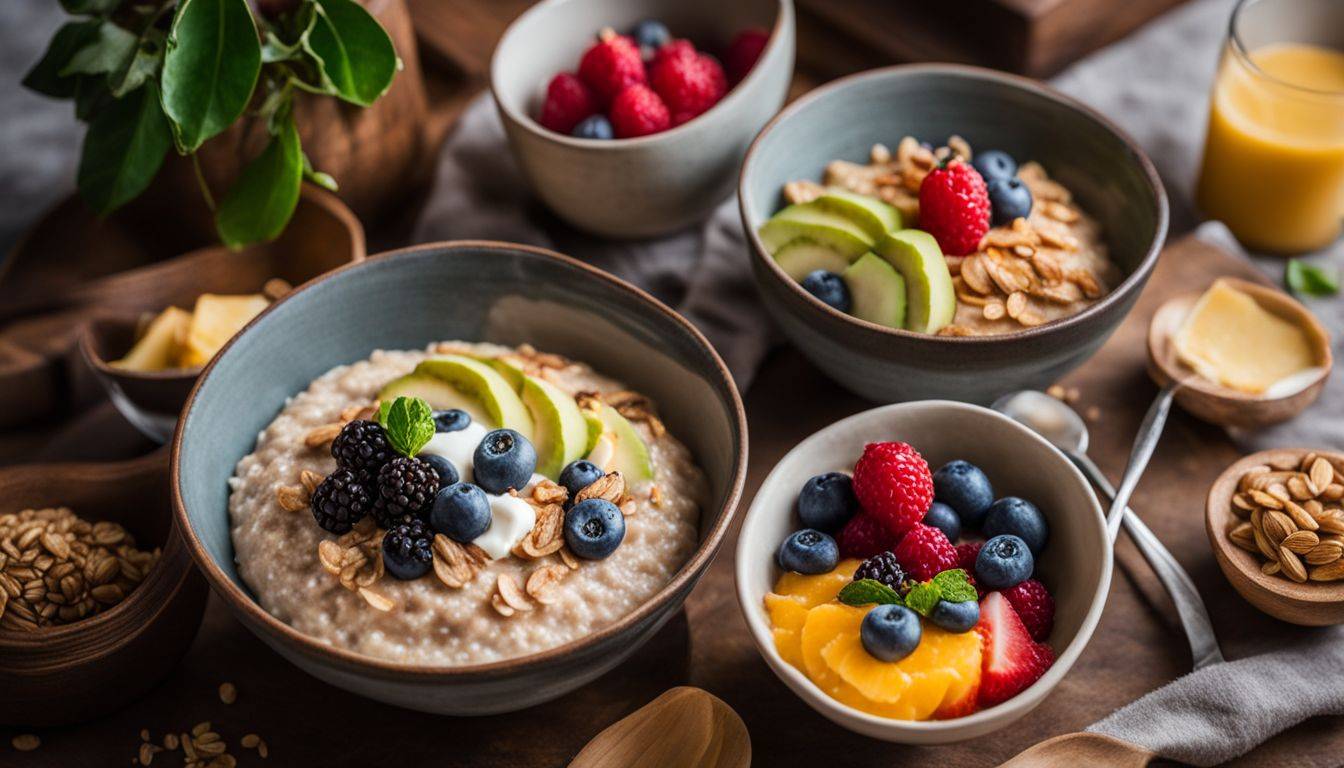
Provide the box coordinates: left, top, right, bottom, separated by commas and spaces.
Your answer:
851, 441, 934, 537
835, 513, 900, 560
724, 28, 769, 85
538, 72, 598, 134
578, 29, 646, 105
649, 42, 726, 125
609, 84, 671, 138
892, 523, 958, 582
918, 159, 991, 256
1002, 578, 1055, 642
976, 591, 1055, 708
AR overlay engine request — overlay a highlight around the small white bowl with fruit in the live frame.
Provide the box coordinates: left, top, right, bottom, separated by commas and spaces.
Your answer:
734, 400, 1111, 743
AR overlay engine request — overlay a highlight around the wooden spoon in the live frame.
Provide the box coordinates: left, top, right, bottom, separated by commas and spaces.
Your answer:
999, 733, 1155, 767
569, 687, 750, 768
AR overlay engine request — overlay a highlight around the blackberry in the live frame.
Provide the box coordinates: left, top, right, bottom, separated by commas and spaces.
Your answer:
331, 420, 393, 477
376, 457, 440, 524
854, 551, 907, 592
382, 518, 433, 580
310, 469, 372, 534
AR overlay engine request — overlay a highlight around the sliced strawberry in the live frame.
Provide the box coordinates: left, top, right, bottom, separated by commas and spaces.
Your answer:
975, 591, 1054, 708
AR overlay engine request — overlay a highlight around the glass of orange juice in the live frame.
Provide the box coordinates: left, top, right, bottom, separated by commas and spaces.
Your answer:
1195, 0, 1344, 254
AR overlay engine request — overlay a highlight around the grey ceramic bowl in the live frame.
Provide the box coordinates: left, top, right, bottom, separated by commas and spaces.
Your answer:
171, 241, 747, 714
491, 0, 794, 238
739, 64, 1168, 405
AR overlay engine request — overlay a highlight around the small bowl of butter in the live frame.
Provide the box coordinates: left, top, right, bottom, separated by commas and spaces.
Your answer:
1146, 277, 1332, 429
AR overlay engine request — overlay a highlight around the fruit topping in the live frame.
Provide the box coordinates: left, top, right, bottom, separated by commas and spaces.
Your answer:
331, 419, 393, 478
852, 441, 934, 537
986, 177, 1033, 225
430, 481, 492, 543
564, 498, 626, 560
648, 41, 726, 125
932, 460, 995, 528
538, 72, 598, 134
860, 604, 922, 662
852, 551, 906, 592
800, 270, 852, 313
974, 534, 1034, 591
432, 409, 472, 433
310, 469, 372, 534
976, 591, 1054, 708
572, 114, 614, 140
629, 19, 671, 55
892, 523, 959, 582
1002, 578, 1055, 642
982, 496, 1049, 556
609, 83, 671, 138
836, 513, 901, 560
382, 518, 434, 580
921, 501, 961, 542
929, 597, 980, 633
724, 28, 769, 85
955, 541, 983, 574
419, 454, 460, 487
872, 229, 956, 334
376, 456, 441, 524
778, 529, 840, 575
970, 150, 1016, 183
473, 428, 537, 495
917, 159, 990, 257
797, 471, 859, 532
578, 30, 646, 104
559, 459, 605, 500
843, 252, 907, 329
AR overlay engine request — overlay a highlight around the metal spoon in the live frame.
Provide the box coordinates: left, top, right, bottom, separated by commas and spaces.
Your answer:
993, 390, 1224, 670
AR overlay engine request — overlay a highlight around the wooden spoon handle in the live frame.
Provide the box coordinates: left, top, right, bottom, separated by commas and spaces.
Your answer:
569, 687, 750, 768
999, 733, 1154, 768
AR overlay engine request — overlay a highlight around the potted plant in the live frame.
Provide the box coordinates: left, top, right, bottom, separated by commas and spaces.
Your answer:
23, 0, 421, 247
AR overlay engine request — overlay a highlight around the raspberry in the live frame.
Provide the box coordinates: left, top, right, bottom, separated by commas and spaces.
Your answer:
649, 43, 726, 125
851, 441, 934, 537
609, 84, 670, 138
724, 28, 769, 85
835, 513, 900, 560
538, 72, 597, 134
853, 551, 906, 592
918, 159, 991, 256
652, 39, 696, 67
892, 523, 958, 582
1002, 578, 1055, 641
955, 541, 982, 572
578, 30, 645, 104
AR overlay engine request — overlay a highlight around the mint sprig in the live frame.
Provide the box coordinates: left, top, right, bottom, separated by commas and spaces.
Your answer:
898, 569, 978, 618
377, 396, 435, 458
1286, 259, 1340, 297
837, 579, 903, 607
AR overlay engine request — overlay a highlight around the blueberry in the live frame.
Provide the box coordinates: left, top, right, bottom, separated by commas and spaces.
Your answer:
987, 177, 1033, 226
571, 114, 614, 140
982, 497, 1049, 555
420, 454, 460, 487
932, 460, 995, 528
975, 534, 1034, 591
921, 501, 961, 542
929, 598, 980, 633
796, 472, 858, 533
776, 529, 839, 575
559, 459, 605, 499
860, 604, 922, 662
432, 409, 471, 433
629, 19, 671, 52
800, 270, 851, 313
564, 498, 626, 560
971, 149, 1017, 183
429, 482, 492, 543
472, 429, 537, 494
381, 519, 433, 580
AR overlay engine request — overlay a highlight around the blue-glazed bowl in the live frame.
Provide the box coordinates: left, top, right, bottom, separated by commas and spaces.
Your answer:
170, 241, 747, 714
739, 64, 1169, 405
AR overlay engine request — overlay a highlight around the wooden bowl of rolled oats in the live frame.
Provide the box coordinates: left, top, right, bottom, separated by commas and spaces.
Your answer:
1207, 448, 1344, 626
0, 450, 208, 726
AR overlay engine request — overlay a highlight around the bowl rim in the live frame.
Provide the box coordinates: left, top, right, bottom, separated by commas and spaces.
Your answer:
733, 399, 1113, 734
170, 239, 749, 681
488, 0, 794, 149
737, 62, 1170, 346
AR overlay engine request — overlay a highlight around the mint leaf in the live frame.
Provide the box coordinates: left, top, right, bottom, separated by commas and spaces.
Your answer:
1286, 259, 1340, 297
377, 396, 435, 458
215, 109, 302, 247
931, 569, 977, 603
77, 82, 171, 215
305, 0, 398, 107
160, 0, 262, 152
23, 20, 102, 99
903, 582, 941, 617
837, 579, 903, 607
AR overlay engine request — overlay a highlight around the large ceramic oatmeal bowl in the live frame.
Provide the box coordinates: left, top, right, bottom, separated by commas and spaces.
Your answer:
171, 241, 747, 714
739, 64, 1168, 404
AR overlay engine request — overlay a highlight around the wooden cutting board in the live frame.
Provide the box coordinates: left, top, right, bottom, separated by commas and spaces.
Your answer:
8, 235, 1342, 766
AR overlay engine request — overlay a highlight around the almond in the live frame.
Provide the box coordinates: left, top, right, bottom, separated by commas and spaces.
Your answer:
1282, 530, 1319, 555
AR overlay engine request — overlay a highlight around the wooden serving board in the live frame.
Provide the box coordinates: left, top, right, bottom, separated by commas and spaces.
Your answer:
8, 236, 1342, 766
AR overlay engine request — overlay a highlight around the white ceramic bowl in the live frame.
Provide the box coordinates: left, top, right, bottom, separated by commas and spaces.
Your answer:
734, 400, 1112, 743
490, 0, 794, 237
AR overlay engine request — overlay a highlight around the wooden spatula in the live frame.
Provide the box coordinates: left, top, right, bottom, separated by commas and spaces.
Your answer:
999, 732, 1155, 767
569, 686, 751, 768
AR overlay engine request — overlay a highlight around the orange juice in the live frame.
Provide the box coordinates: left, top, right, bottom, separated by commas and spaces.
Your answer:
1196, 42, 1344, 253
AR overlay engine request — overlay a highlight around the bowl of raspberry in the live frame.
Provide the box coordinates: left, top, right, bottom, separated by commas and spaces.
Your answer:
735, 399, 1111, 743
490, 0, 794, 238
738, 64, 1168, 404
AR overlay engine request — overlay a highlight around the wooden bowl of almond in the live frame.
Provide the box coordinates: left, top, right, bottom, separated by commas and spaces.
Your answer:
1207, 448, 1344, 626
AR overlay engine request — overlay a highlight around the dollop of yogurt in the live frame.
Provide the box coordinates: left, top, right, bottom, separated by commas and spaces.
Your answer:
420, 422, 489, 483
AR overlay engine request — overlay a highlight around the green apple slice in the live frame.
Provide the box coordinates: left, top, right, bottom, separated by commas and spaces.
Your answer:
874, 229, 956, 334
480, 356, 525, 390
583, 412, 604, 455
842, 252, 907, 329
378, 372, 495, 428
520, 375, 588, 479
773, 238, 853, 281
758, 202, 874, 256
814, 189, 902, 239
413, 355, 534, 440
582, 403, 654, 482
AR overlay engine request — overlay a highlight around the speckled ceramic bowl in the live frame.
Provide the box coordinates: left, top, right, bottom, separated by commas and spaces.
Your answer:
491, 0, 794, 237
739, 64, 1168, 404
171, 241, 747, 715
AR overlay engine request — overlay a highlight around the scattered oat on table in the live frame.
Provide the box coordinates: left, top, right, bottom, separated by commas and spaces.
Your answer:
11, 734, 40, 751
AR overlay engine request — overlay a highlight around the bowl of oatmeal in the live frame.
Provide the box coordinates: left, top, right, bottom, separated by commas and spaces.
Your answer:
738, 64, 1168, 404
171, 241, 747, 714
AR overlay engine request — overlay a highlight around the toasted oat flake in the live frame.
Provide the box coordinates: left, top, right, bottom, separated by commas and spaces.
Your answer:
303, 423, 343, 448
12, 734, 40, 751
275, 485, 308, 512
359, 587, 395, 612
496, 573, 533, 612
218, 682, 237, 705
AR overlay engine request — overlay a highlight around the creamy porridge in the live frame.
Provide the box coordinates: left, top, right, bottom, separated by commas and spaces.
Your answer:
228, 342, 706, 665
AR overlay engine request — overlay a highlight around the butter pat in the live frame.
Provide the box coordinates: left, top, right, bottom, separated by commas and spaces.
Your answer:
1173, 281, 1315, 394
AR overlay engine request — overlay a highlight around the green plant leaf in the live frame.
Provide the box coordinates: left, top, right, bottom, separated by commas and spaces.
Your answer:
304, 0, 397, 107
77, 82, 171, 215
74, 75, 114, 122
214, 110, 302, 247
60, 0, 121, 16
376, 396, 436, 458
1286, 259, 1340, 297
60, 21, 137, 78
903, 582, 941, 617
109, 27, 166, 98
837, 579, 903, 607
160, 0, 262, 152
23, 20, 102, 99
930, 569, 977, 603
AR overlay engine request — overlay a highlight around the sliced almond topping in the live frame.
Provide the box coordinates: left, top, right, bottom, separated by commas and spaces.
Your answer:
490, 592, 516, 617
496, 573, 533, 612
303, 423, 343, 448
576, 472, 626, 505
359, 587, 395, 611
525, 564, 567, 605
982, 300, 1006, 321
559, 548, 579, 570
960, 256, 993, 295
275, 485, 308, 512
299, 470, 324, 496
